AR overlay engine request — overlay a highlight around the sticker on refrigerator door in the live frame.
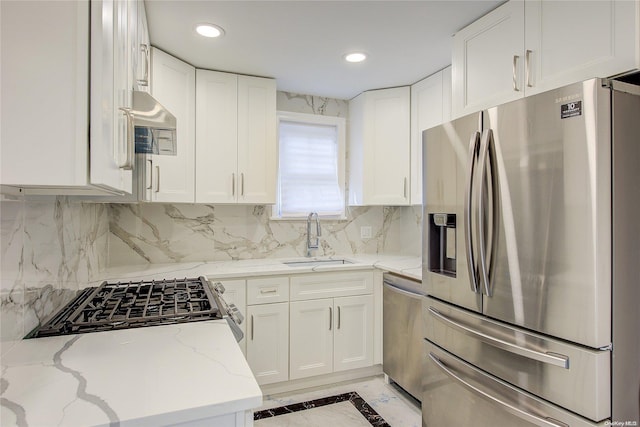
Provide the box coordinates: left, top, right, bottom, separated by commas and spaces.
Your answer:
561, 101, 582, 119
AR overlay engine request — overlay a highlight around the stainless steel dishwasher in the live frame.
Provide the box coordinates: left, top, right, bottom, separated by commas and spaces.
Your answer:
383, 272, 425, 402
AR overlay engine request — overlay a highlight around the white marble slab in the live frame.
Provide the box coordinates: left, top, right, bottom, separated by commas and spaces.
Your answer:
96, 255, 422, 284
1, 320, 262, 427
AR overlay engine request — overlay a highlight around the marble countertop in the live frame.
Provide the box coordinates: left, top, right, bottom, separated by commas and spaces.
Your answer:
96, 254, 422, 284
1, 320, 262, 427
1, 254, 420, 427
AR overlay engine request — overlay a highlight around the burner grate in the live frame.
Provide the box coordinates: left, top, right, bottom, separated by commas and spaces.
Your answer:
27, 277, 222, 338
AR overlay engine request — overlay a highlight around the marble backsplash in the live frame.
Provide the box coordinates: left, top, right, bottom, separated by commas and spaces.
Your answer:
0, 197, 109, 351
108, 204, 420, 266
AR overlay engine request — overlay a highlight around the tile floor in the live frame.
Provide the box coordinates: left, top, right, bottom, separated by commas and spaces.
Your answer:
255, 375, 421, 427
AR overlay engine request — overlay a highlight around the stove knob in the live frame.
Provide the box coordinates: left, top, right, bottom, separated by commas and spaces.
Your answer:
227, 303, 244, 325
212, 282, 226, 294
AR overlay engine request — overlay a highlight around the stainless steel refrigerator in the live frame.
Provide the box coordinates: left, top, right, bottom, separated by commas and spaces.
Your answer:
422, 78, 640, 427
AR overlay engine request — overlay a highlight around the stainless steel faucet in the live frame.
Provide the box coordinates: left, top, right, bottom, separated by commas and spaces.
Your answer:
306, 212, 321, 257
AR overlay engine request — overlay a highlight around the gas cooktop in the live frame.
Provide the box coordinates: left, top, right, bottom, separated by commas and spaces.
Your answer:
27, 277, 223, 338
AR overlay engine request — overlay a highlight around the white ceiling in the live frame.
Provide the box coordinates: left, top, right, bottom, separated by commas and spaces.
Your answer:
145, 0, 504, 100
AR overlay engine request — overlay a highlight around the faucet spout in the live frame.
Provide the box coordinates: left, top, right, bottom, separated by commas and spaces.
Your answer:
306, 212, 321, 257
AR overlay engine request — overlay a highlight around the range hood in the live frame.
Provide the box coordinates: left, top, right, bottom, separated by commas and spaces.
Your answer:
132, 91, 177, 156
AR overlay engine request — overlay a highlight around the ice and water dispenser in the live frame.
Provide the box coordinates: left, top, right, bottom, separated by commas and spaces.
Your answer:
427, 213, 457, 277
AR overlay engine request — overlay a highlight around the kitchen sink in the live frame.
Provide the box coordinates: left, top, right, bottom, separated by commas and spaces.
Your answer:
283, 259, 354, 268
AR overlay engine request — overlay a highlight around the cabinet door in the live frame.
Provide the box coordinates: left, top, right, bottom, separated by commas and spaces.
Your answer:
410, 68, 450, 205
452, 1, 525, 118
524, 0, 639, 96
217, 279, 247, 356
1, 1, 89, 188
135, 0, 150, 93
333, 295, 374, 372
247, 302, 289, 385
364, 87, 411, 205
195, 70, 238, 203
148, 48, 195, 203
237, 76, 277, 204
290, 299, 333, 380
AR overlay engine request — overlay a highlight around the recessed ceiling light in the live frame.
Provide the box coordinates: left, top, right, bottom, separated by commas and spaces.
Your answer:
195, 23, 225, 38
344, 52, 367, 63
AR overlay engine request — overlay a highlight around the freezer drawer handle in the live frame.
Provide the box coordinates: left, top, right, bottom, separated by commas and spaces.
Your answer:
429, 352, 569, 427
428, 307, 570, 369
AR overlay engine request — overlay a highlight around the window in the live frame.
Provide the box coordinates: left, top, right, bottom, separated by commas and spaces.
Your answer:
274, 111, 346, 219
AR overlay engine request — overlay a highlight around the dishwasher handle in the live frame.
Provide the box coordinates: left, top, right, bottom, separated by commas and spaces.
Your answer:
383, 281, 425, 300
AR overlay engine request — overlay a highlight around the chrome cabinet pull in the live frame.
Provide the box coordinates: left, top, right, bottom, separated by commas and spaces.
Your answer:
118, 107, 135, 170
250, 314, 254, 340
465, 131, 481, 293
329, 307, 333, 331
512, 55, 520, 92
429, 352, 568, 427
403, 177, 407, 198
138, 44, 149, 87
525, 49, 533, 88
337, 306, 341, 329
241, 172, 245, 196
260, 288, 278, 294
146, 159, 153, 190
232, 173, 236, 197
155, 165, 160, 193
428, 307, 569, 369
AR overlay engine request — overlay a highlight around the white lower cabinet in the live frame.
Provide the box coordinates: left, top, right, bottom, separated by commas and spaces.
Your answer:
290, 298, 334, 379
245, 276, 290, 385
290, 294, 374, 380
246, 302, 289, 385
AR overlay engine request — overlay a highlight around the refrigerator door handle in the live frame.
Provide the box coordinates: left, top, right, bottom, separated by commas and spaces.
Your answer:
478, 129, 498, 297
428, 352, 569, 427
428, 307, 570, 369
465, 131, 482, 293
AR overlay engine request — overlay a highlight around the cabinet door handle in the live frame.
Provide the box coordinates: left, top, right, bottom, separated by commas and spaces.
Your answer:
146, 159, 153, 190
232, 173, 236, 196
155, 166, 160, 193
241, 173, 245, 196
251, 314, 254, 340
512, 55, 520, 92
337, 306, 341, 329
403, 177, 408, 198
329, 307, 333, 331
525, 49, 533, 88
118, 107, 135, 170
138, 44, 149, 87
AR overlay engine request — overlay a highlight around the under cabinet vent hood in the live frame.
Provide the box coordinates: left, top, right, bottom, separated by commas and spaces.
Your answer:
132, 91, 177, 156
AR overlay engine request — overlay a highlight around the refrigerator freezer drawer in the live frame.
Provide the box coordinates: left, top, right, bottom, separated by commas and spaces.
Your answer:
424, 297, 610, 422
423, 341, 608, 427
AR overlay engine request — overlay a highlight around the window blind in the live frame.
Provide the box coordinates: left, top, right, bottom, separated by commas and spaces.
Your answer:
278, 120, 344, 217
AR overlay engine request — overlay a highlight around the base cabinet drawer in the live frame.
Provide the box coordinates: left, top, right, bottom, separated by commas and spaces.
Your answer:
290, 271, 374, 301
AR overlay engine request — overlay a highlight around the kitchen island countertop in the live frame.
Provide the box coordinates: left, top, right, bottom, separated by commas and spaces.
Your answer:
0, 320, 261, 427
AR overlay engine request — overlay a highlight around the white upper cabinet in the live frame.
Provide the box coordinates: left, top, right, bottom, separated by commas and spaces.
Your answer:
196, 71, 276, 204
348, 86, 411, 206
143, 48, 196, 203
410, 66, 452, 205
0, 0, 143, 195
523, 0, 639, 96
135, 0, 150, 93
452, 0, 640, 118
452, 0, 525, 118
91, 0, 136, 194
